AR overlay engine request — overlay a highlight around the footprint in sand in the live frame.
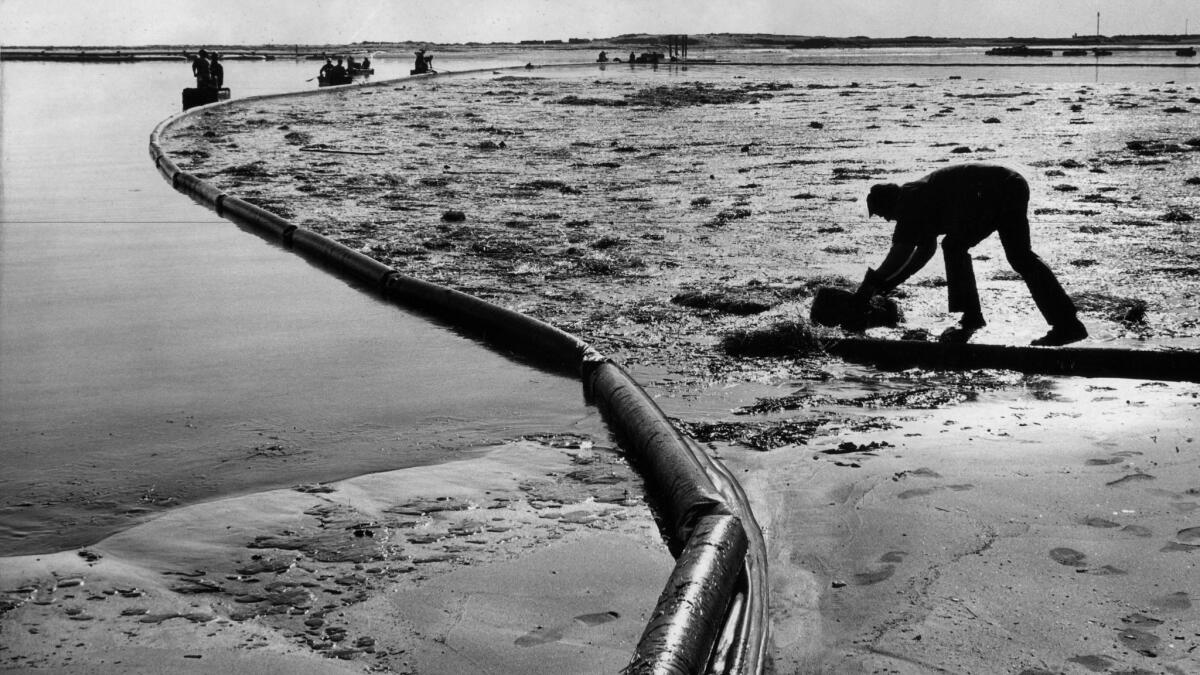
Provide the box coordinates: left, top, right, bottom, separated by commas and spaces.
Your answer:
1150, 591, 1191, 611
852, 565, 895, 586
1105, 472, 1155, 487
1174, 526, 1200, 544
1115, 626, 1161, 656
514, 611, 620, 647
514, 625, 564, 647
1120, 524, 1153, 537
1049, 547, 1087, 567
1066, 654, 1115, 672
1086, 564, 1127, 576
574, 610, 620, 626
896, 484, 974, 499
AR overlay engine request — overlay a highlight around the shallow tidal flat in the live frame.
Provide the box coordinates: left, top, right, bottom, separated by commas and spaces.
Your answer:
153, 67, 1200, 672
164, 67, 1200, 374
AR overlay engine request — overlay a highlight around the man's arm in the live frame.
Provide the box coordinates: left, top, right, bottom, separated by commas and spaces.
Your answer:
855, 238, 937, 299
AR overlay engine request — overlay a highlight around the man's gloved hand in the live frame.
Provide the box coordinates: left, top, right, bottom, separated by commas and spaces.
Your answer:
852, 268, 886, 301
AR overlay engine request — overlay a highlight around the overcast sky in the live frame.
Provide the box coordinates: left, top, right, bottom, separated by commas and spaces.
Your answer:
2, 0, 1196, 46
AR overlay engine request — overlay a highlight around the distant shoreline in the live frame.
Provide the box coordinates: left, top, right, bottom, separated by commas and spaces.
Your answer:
3, 32, 1197, 62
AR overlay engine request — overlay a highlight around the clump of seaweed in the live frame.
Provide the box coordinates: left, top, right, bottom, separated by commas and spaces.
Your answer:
1074, 291, 1148, 324
674, 418, 828, 451
625, 83, 768, 107
722, 317, 827, 356
672, 289, 775, 315
554, 95, 628, 107
283, 131, 313, 146
222, 161, 272, 179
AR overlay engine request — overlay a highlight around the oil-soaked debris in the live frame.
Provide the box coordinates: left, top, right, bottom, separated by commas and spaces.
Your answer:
842, 386, 980, 408
734, 392, 834, 415
384, 496, 475, 516
674, 417, 831, 450
518, 432, 595, 449
821, 440, 894, 455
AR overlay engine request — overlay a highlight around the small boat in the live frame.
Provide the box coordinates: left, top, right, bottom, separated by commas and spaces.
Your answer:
317, 74, 352, 87
1092, 48, 1113, 56
349, 67, 374, 76
182, 87, 230, 110
1061, 48, 1089, 56
985, 45, 1053, 56
1176, 46, 1197, 57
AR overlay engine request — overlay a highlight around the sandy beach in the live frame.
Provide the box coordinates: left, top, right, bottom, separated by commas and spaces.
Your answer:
4, 63, 1199, 673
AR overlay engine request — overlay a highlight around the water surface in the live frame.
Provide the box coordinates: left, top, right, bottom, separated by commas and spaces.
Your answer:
0, 59, 599, 555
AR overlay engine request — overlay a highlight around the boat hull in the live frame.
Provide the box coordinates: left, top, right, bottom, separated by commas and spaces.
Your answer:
182, 87, 230, 110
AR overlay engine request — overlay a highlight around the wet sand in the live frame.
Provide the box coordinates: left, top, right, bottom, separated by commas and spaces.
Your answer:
0, 441, 671, 674
4, 65, 1198, 672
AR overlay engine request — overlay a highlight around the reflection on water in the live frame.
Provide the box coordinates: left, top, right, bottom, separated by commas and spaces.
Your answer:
0, 59, 598, 555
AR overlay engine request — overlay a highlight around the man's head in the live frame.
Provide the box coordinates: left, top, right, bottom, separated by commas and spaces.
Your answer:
866, 183, 901, 220
198, 48, 208, 57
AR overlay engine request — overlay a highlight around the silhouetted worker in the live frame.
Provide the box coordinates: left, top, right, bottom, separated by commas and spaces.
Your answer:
597, 50, 608, 62
208, 52, 223, 88
319, 58, 334, 78
855, 163, 1087, 346
331, 57, 347, 80
190, 48, 211, 87
348, 55, 358, 70
362, 56, 371, 70
413, 49, 429, 74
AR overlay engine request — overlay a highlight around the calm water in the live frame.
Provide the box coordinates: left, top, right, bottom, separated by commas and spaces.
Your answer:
0, 57, 602, 556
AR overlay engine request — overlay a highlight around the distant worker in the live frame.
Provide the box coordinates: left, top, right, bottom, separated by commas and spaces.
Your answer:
855, 163, 1087, 346
597, 50, 608, 62
362, 56, 371, 70
190, 48, 211, 87
413, 49, 429, 74
208, 52, 223, 88
348, 55, 358, 70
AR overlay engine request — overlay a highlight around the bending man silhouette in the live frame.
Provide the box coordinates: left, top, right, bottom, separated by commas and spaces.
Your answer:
855, 163, 1087, 346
